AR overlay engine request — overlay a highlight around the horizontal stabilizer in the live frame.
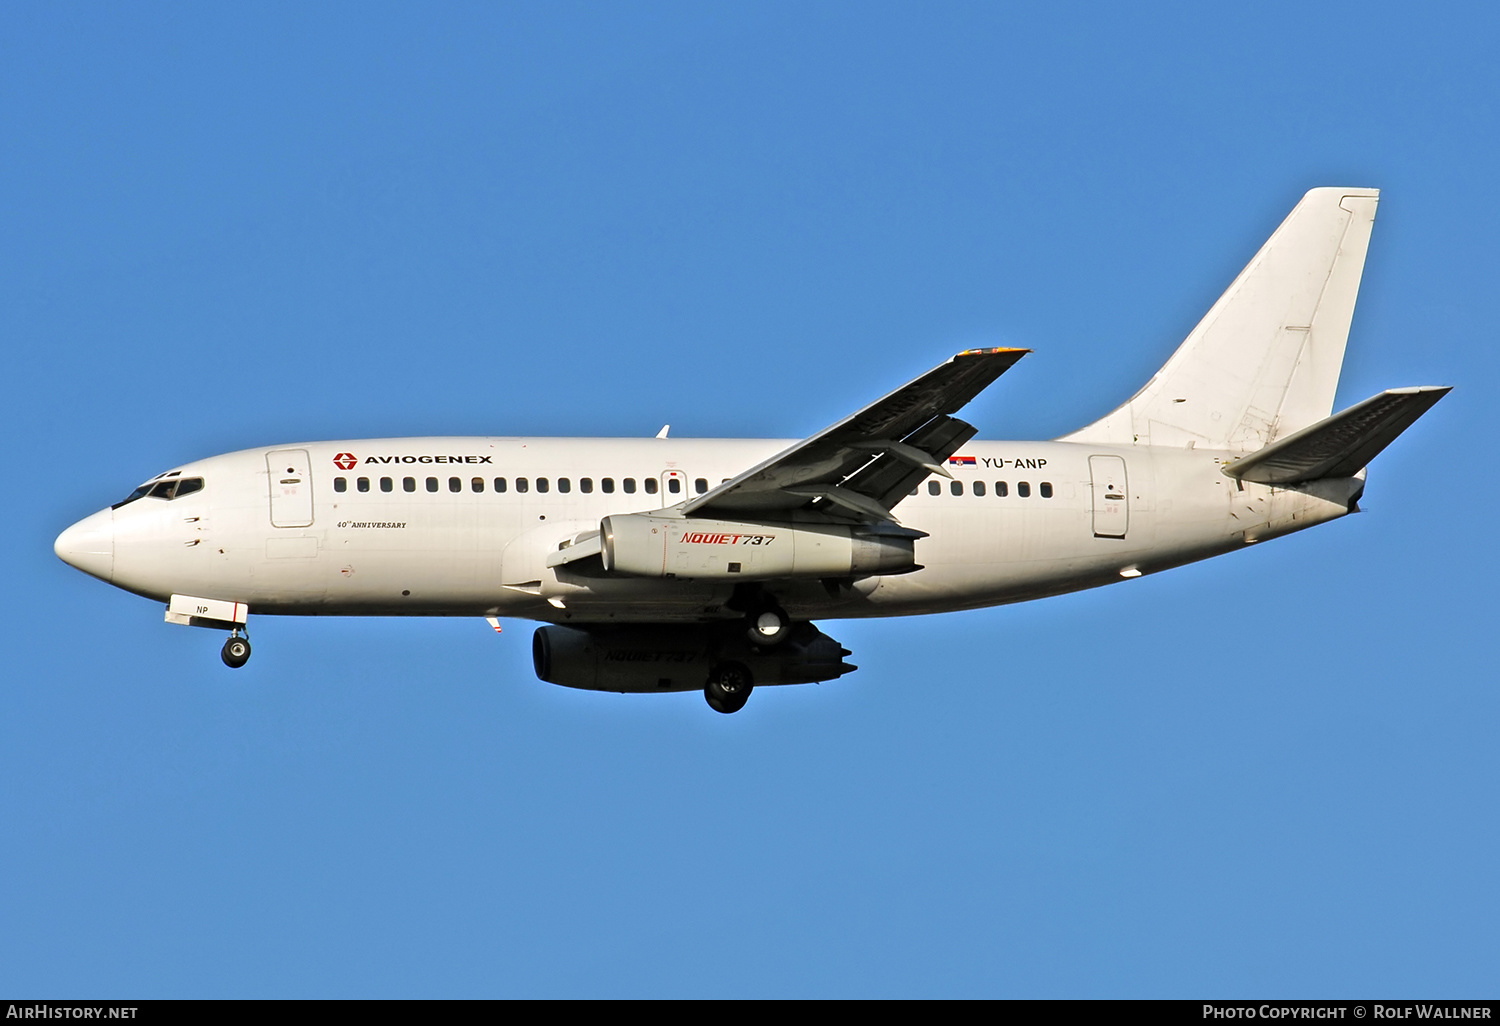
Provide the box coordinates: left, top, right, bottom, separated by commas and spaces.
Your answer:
1222, 386, 1450, 484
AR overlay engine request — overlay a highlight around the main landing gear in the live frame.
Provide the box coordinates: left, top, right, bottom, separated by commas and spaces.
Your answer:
747, 607, 790, 646
728, 583, 793, 649
705, 661, 753, 714
702, 589, 789, 712
221, 630, 251, 669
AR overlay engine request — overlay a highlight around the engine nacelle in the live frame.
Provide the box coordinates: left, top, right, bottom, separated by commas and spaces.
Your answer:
532, 622, 856, 693
599, 514, 916, 580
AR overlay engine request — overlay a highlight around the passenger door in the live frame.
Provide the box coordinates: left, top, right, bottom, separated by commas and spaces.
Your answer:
1089, 455, 1128, 539
266, 449, 314, 528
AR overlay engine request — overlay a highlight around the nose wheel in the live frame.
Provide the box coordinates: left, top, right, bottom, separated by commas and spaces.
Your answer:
221, 633, 251, 668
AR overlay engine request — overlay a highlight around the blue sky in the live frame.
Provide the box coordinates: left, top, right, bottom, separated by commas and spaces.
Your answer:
3, 1, 1496, 997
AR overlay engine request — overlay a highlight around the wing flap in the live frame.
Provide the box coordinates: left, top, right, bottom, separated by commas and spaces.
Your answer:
684, 348, 1027, 522
844, 414, 979, 512
1222, 386, 1450, 484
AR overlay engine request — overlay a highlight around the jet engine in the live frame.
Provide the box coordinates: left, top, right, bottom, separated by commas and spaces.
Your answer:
599, 514, 917, 580
532, 621, 856, 694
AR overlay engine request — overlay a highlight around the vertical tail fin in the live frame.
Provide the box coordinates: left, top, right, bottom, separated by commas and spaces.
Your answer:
1061, 187, 1379, 451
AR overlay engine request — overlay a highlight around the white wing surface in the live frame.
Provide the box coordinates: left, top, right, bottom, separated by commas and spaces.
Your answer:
683, 348, 1028, 524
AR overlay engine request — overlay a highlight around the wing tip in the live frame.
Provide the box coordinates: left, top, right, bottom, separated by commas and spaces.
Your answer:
957, 347, 1031, 357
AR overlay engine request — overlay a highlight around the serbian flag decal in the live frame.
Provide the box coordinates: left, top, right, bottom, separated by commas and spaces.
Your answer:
948, 456, 977, 466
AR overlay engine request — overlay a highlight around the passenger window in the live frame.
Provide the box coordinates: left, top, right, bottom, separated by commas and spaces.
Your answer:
380, 477, 393, 492
974, 481, 986, 496
695, 478, 707, 494
403, 477, 416, 492
449, 477, 462, 493
175, 478, 204, 498
558, 478, 571, 493
928, 481, 941, 495
1018, 481, 1031, 498
996, 481, 1008, 497
951, 481, 964, 496
516, 478, 529, 493
334, 477, 347, 493
426, 477, 439, 492
623, 478, 636, 494
668, 478, 681, 494
536, 477, 550, 493
357, 477, 370, 492
645, 478, 658, 494
494, 477, 507, 493
910, 488, 919, 496
1040, 482, 1053, 498
602, 478, 615, 493
581, 478, 593, 493
472, 477, 484, 492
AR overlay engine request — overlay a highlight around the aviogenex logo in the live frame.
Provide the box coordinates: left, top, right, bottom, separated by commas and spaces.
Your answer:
332, 451, 495, 469
361, 454, 493, 465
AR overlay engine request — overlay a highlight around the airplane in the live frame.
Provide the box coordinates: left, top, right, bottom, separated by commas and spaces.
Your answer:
54, 187, 1448, 713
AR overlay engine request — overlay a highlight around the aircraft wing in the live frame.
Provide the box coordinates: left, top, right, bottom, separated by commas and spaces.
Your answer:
682, 348, 1029, 523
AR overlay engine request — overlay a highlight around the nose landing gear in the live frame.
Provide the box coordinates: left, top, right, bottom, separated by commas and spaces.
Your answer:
164, 595, 253, 668
221, 631, 251, 669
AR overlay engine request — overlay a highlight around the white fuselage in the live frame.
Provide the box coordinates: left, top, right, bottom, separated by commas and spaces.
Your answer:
68, 436, 1362, 626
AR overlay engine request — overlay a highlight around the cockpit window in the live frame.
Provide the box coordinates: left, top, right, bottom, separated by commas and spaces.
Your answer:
113, 484, 155, 509
113, 476, 205, 508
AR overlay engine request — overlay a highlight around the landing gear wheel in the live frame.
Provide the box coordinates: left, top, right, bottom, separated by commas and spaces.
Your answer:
221, 635, 251, 668
746, 606, 789, 647
704, 662, 753, 714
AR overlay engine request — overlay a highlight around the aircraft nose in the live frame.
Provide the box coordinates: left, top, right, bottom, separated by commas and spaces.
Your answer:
55, 509, 114, 582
